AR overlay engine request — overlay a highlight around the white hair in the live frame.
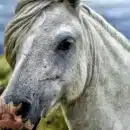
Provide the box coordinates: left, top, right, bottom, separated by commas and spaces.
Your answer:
4, 0, 55, 67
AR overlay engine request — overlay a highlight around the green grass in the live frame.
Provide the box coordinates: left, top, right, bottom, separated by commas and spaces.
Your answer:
0, 55, 68, 130
38, 107, 68, 130
0, 55, 12, 88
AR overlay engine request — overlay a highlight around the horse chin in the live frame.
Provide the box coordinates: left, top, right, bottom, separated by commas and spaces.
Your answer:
24, 114, 41, 130
28, 102, 58, 130
32, 118, 41, 130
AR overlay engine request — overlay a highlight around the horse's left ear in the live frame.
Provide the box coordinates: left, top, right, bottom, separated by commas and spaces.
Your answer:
67, 0, 80, 7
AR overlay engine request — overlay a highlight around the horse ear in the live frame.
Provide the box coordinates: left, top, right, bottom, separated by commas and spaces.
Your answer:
67, 0, 80, 7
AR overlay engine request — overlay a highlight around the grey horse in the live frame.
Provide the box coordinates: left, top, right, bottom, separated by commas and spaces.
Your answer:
2, 0, 130, 129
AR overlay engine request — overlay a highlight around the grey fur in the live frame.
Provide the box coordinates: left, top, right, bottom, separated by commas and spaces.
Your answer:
2, 0, 130, 129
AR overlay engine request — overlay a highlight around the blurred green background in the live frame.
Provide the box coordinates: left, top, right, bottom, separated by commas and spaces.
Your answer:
0, 55, 11, 90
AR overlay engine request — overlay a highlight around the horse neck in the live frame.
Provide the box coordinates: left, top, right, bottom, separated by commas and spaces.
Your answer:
65, 5, 130, 130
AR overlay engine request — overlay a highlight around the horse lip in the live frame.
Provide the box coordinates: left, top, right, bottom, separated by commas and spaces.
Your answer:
32, 118, 41, 130
22, 114, 41, 130
25, 99, 59, 130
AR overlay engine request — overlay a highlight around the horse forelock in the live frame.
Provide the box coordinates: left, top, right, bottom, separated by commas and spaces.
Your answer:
4, 0, 61, 68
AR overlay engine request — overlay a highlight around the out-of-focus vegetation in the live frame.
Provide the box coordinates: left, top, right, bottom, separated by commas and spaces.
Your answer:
0, 55, 68, 130
37, 107, 68, 130
0, 55, 12, 89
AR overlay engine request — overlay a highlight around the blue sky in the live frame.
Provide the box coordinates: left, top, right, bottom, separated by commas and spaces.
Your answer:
87, 0, 130, 6
0, 0, 17, 45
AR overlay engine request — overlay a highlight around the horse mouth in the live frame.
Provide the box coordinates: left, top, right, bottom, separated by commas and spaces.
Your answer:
0, 97, 59, 130
0, 99, 38, 130
29, 100, 60, 130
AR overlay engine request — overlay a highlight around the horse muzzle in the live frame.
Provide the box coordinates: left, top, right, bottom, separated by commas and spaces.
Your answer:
1, 90, 61, 130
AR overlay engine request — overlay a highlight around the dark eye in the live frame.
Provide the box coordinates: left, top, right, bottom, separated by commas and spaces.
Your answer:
57, 38, 74, 51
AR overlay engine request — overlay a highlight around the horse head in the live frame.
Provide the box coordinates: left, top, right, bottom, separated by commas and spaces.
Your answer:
2, 0, 90, 128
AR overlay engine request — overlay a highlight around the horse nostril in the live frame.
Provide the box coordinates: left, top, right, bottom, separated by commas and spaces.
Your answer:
3, 96, 32, 118
16, 101, 32, 118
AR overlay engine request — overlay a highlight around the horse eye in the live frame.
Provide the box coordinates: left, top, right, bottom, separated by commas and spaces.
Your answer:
57, 38, 74, 51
